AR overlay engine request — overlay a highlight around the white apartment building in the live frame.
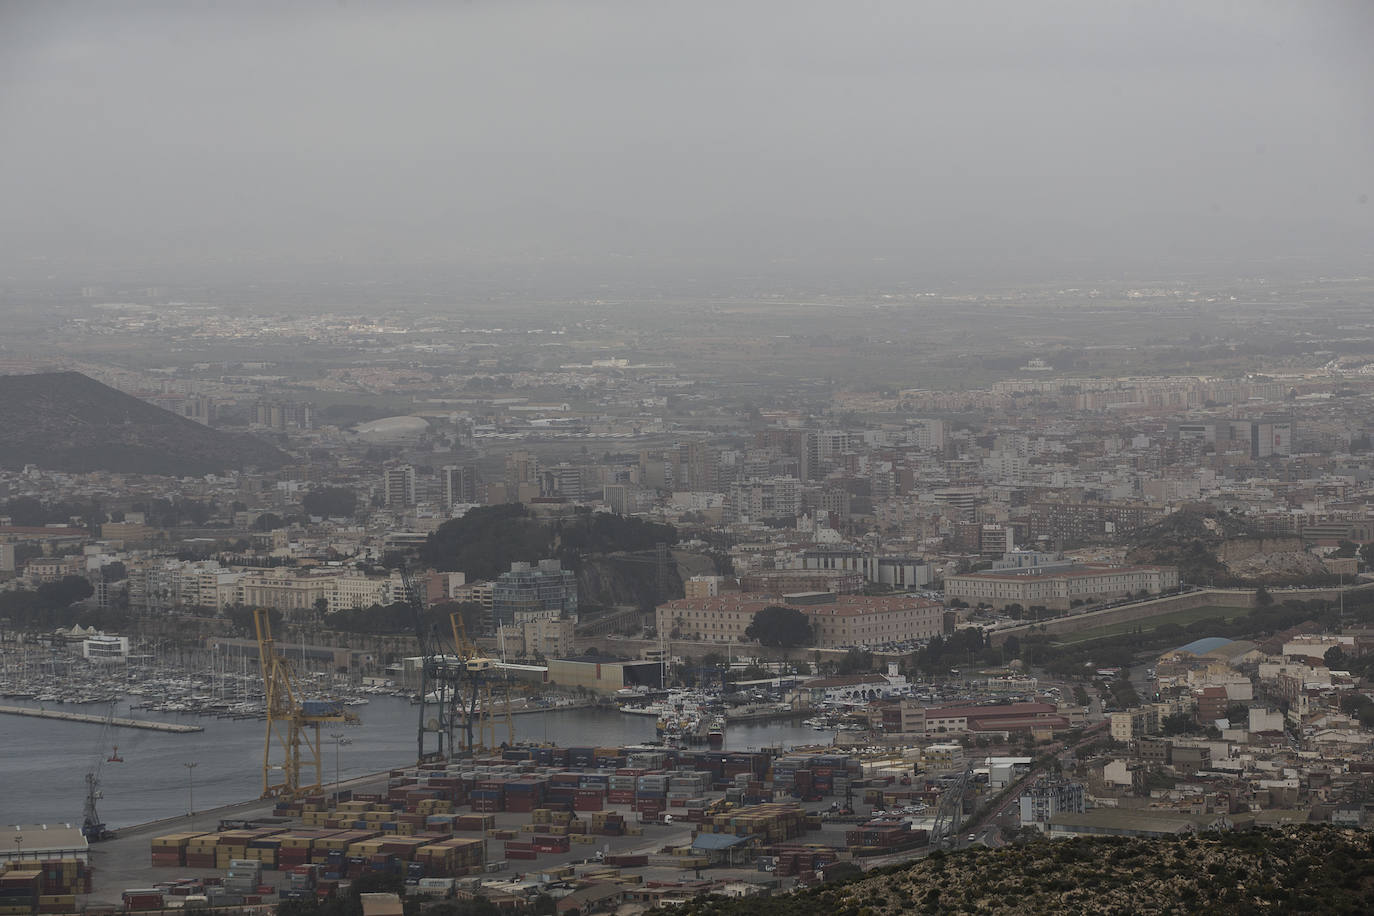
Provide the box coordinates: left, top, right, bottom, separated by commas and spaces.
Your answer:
239, 570, 410, 616
728, 476, 800, 522
82, 635, 130, 663
330, 574, 394, 612
127, 559, 245, 613
510, 617, 576, 659
1020, 779, 1086, 832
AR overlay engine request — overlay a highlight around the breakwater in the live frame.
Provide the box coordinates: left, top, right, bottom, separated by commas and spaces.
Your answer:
0, 705, 203, 733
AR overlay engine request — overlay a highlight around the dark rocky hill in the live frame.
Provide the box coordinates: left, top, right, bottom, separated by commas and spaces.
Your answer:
0, 372, 289, 475
417, 503, 683, 609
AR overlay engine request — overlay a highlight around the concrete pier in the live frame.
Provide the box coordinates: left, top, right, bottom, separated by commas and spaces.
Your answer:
0, 705, 203, 733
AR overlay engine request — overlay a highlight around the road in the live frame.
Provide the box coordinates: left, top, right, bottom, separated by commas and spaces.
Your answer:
960, 719, 1111, 847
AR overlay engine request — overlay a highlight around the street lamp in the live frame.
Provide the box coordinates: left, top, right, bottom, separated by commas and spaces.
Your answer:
184, 762, 198, 824
329, 734, 351, 798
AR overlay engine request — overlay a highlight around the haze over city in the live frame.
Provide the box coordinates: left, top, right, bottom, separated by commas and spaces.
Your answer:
6, 3, 1374, 915
2, 0, 1372, 289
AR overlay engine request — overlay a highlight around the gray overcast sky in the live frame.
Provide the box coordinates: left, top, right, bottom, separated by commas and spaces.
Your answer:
2, 0, 1371, 286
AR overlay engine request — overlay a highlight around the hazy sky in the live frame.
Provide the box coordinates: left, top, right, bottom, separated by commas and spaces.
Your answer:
2, 0, 1371, 286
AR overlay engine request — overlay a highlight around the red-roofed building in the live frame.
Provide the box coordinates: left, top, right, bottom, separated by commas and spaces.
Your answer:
925, 701, 1066, 737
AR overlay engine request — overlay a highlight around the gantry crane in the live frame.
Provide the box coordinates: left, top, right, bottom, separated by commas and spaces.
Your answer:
407, 570, 512, 762
254, 608, 358, 798
409, 571, 467, 763
450, 609, 513, 753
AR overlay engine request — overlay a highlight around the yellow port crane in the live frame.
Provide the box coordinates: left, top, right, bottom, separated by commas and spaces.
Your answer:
254, 608, 357, 798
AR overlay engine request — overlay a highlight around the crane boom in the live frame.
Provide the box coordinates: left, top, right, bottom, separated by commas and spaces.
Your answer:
81, 702, 119, 841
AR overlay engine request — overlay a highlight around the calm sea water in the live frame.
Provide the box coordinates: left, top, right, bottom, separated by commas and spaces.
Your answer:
0, 697, 829, 829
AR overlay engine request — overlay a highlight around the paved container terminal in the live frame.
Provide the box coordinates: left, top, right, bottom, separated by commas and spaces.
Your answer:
74, 744, 937, 909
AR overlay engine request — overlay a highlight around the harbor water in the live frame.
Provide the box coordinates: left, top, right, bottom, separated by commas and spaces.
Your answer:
0, 696, 831, 829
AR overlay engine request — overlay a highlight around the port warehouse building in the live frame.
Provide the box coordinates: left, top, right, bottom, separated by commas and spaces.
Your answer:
655, 592, 944, 648
943, 563, 1179, 612
1, 825, 88, 867
545, 656, 664, 693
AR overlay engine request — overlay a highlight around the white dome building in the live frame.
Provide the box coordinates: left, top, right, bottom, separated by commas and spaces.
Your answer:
353, 415, 430, 443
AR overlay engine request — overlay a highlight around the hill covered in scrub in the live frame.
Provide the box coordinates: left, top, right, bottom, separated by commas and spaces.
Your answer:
417, 503, 683, 609
0, 372, 289, 475
658, 827, 1374, 916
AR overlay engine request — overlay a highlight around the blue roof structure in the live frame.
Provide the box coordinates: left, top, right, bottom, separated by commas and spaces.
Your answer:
691, 834, 751, 850
1175, 637, 1233, 656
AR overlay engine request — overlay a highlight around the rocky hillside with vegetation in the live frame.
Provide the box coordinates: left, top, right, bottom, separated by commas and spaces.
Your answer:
0, 371, 288, 474
1125, 506, 1336, 585
660, 827, 1374, 915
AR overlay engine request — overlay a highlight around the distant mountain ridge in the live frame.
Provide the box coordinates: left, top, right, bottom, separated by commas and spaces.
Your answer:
0, 371, 289, 475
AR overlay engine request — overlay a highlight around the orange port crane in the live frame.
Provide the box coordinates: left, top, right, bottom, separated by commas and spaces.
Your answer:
254, 608, 358, 798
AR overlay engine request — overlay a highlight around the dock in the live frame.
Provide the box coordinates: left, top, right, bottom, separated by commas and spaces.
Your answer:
725, 705, 808, 723
0, 705, 204, 733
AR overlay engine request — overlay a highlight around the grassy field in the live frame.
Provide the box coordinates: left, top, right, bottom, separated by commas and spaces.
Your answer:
1053, 605, 1238, 645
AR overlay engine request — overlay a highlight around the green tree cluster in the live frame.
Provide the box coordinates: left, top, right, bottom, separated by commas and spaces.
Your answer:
225, 604, 283, 637
0, 576, 95, 629
908, 627, 991, 675
835, 648, 875, 675
745, 606, 813, 647
133, 497, 218, 527
303, 487, 358, 518
1, 496, 107, 528
418, 504, 677, 582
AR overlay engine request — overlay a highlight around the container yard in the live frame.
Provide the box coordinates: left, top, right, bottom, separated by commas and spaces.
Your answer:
0, 859, 91, 916
0, 739, 983, 913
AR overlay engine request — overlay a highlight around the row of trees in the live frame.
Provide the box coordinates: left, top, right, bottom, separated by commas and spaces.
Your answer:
218, 600, 484, 641
3, 488, 362, 533
1, 491, 363, 531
